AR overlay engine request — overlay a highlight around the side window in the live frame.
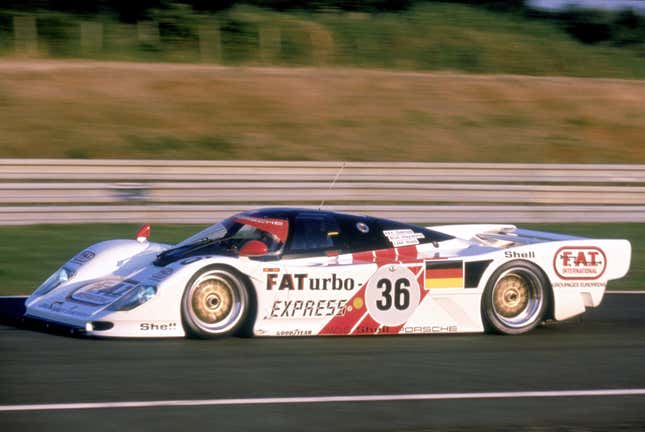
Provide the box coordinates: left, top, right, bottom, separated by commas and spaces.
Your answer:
287, 214, 344, 255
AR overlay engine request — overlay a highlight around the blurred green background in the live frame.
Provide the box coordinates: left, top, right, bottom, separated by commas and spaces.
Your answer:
1, 1, 644, 75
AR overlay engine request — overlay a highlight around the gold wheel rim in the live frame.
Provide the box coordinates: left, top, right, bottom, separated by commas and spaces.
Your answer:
191, 278, 234, 324
493, 274, 529, 318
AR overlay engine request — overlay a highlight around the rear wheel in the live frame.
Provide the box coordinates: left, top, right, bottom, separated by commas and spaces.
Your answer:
482, 261, 549, 335
181, 265, 250, 339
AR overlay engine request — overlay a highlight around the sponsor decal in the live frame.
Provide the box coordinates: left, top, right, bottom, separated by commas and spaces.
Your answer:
352, 325, 380, 334
139, 322, 178, 331
504, 250, 536, 259
383, 229, 425, 247
400, 325, 458, 334
276, 329, 313, 336
42, 301, 85, 316
71, 279, 137, 305
365, 265, 421, 326
554, 246, 607, 280
325, 325, 391, 334
425, 260, 463, 289
266, 273, 355, 291
268, 299, 347, 319
71, 250, 95, 265
552, 281, 606, 289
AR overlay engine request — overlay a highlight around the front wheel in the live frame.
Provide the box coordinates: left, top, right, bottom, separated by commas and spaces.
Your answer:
482, 261, 550, 335
181, 265, 250, 339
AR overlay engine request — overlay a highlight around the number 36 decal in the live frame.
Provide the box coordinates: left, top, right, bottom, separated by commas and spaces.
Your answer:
365, 265, 420, 326
376, 277, 410, 311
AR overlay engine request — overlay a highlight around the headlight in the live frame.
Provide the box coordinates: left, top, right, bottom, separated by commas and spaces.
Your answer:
106, 285, 157, 311
32, 267, 74, 297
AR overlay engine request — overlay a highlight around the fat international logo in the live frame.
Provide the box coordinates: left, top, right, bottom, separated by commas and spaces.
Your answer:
553, 246, 607, 280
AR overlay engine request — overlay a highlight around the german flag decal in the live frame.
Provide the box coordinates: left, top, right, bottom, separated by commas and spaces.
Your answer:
425, 260, 464, 289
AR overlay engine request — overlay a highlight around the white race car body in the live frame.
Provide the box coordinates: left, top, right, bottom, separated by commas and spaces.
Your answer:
24, 208, 631, 338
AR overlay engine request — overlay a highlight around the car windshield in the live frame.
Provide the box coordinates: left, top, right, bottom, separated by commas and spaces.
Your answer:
177, 220, 232, 247
175, 213, 290, 254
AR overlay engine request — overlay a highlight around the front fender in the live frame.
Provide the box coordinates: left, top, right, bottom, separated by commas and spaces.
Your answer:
53, 255, 258, 338
64, 240, 172, 287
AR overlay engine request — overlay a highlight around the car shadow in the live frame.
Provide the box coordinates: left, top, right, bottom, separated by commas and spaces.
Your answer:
0, 296, 85, 337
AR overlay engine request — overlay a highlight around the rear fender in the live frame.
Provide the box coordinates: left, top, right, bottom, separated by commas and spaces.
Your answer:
545, 239, 631, 320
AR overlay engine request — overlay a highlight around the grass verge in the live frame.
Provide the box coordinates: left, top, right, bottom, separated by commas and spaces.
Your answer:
0, 222, 640, 296
1, 61, 645, 162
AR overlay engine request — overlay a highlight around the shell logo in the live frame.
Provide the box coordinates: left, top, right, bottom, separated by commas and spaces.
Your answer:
553, 246, 607, 280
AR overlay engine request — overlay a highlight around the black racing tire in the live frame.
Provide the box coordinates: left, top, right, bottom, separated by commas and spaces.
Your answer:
181, 265, 251, 339
481, 260, 550, 335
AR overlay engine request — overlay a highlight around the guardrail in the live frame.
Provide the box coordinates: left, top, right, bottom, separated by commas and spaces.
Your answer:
3, 159, 645, 182
2, 159, 645, 225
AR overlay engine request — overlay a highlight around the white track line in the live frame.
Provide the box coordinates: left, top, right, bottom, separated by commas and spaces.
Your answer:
606, 291, 645, 294
2, 389, 645, 412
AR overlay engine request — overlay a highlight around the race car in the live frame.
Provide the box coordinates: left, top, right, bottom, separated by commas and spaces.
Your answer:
24, 208, 631, 338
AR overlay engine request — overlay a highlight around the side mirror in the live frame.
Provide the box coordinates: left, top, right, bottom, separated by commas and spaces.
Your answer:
239, 240, 269, 257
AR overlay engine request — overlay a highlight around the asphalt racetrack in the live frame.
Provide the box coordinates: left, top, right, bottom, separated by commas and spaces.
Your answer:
1, 294, 644, 432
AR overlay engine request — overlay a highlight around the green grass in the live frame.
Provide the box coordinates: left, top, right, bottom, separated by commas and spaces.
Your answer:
2, 3, 645, 78
0, 223, 641, 296
2, 63, 645, 162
